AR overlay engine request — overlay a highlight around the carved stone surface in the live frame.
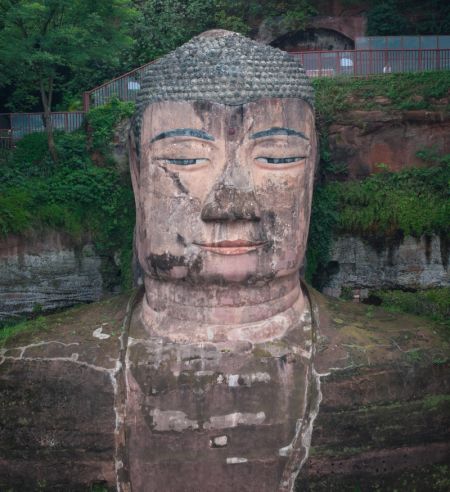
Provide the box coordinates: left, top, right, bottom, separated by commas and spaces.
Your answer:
0, 295, 126, 490
1, 290, 448, 491
124, 287, 317, 492
0, 29, 449, 492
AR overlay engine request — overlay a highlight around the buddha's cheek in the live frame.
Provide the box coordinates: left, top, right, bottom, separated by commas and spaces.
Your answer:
136, 168, 204, 278
256, 175, 309, 275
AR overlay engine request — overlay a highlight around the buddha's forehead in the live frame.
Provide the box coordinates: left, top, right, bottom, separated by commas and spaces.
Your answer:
141, 98, 315, 142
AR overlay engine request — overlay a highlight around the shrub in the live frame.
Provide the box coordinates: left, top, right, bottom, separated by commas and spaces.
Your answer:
0, 101, 136, 290
372, 288, 450, 328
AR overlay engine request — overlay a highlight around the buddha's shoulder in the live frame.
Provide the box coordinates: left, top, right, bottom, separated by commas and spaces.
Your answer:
306, 286, 449, 374
0, 294, 131, 489
1, 293, 130, 372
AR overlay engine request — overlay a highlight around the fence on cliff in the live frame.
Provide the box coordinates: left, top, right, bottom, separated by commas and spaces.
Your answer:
1, 47, 449, 147
0, 112, 85, 149
82, 48, 450, 111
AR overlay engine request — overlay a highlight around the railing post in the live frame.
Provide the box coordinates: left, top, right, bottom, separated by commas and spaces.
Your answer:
83, 92, 90, 112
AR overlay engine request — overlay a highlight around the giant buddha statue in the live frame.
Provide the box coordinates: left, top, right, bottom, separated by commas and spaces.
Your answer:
125, 29, 318, 491
1, 30, 448, 492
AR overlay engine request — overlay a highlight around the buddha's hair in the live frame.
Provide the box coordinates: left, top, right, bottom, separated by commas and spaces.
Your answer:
131, 29, 314, 154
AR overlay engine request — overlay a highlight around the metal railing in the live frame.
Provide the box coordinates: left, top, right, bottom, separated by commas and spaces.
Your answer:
83, 48, 450, 111
289, 48, 450, 77
83, 61, 157, 111
355, 35, 450, 50
0, 112, 85, 148
2, 48, 449, 146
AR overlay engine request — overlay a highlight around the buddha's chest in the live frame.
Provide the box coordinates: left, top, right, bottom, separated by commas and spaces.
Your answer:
124, 318, 315, 492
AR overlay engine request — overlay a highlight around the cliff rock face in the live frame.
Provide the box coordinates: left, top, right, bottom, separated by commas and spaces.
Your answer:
0, 291, 448, 491
323, 234, 449, 298
328, 110, 450, 178
0, 231, 104, 320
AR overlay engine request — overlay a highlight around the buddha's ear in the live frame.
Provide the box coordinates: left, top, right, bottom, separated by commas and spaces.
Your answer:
128, 128, 140, 206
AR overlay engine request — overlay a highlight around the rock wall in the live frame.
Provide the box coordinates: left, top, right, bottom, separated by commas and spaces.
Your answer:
328, 110, 450, 178
323, 234, 449, 298
0, 231, 106, 320
1, 290, 449, 491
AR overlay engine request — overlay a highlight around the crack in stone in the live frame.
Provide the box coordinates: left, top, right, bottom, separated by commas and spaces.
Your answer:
1, 354, 114, 374
3, 340, 80, 360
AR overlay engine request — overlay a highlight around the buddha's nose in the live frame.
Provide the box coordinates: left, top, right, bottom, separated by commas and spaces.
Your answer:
201, 159, 261, 222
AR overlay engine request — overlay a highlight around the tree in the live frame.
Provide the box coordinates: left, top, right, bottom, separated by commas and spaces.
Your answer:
367, 1, 412, 36
0, 0, 136, 162
126, 0, 316, 68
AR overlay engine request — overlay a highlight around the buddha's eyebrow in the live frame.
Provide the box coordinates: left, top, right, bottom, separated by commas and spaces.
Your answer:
250, 127, 308, 140
150, 128, 215, 143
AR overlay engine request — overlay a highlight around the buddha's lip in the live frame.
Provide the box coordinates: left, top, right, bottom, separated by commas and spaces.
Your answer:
194, 240, 266, 255
197, 240, 265, 247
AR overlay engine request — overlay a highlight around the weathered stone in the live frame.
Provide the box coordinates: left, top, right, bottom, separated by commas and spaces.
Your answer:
328, 110, 450, 178
256, 13, 365, 50
1, 28, 449, 492
323, 234, 449, 297
0, 231, 106, 320
1, 289, 448, 490
296, 292, 450, 491
0, 295, 128, 491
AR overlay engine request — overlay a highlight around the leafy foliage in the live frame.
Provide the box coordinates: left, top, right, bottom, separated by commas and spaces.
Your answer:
305, 185, 339, 284
305, 157, 450, 286
305, 71, 450, 285
0, 0, 136, 160
0, 100, 135, 289
87, 97, 135, 155
372, 288, 450, 328
125, 0, 316, 66
367, 1, 412, 36
313, 71, 450, 124
367, 0, 450, 36
0, 316, 48, 346
329, 159, 450, 238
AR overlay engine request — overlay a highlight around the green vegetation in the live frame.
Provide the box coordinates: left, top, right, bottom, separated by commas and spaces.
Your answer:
371, 287, 450, 328
0, 0, 317, 117
0, 0, 136, 161
127, 0, 316, 65
331, 160, 450, 238
367, 0, 450, 36
2, 71, 448, 292
313, 71, 450, 122
304, 71, 450, 285
0, 99, 135, 290
305, 185, 339, 284
0, 316, 48, 346
306, 153, 449, 285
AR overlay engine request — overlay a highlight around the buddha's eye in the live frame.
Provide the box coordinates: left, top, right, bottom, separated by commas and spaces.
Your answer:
256, 156, 306, 164
165, 158, 208, 166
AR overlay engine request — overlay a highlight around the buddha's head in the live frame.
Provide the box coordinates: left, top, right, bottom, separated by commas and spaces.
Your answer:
130, 30, 316, 287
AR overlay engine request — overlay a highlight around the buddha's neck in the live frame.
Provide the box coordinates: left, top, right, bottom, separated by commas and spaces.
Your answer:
141, 274, 306, 343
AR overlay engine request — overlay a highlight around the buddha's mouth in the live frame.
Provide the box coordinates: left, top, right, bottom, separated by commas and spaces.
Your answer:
194, 240, 267, 255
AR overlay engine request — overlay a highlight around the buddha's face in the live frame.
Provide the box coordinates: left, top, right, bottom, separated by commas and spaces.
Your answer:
131, 98, 316, 284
